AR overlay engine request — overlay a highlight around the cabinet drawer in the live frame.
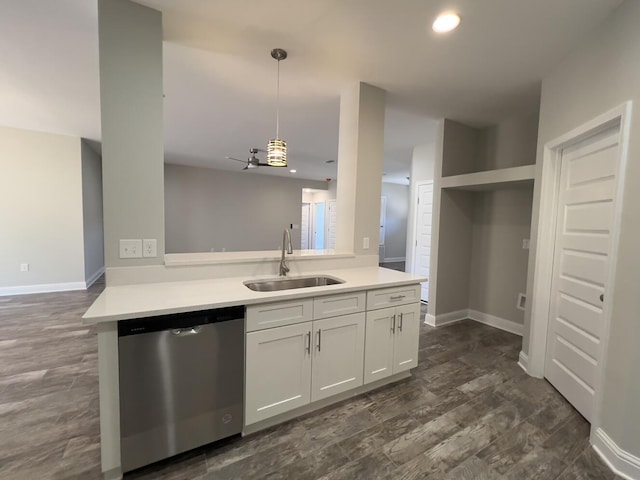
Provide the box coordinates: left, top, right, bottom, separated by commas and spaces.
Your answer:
366, 284, 421, 310
313, 292, 366, 320
246, 299, 313, 332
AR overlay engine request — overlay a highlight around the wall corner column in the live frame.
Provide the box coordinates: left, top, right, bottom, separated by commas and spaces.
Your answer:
335, 82, 386, 255
98, 0, 165, 271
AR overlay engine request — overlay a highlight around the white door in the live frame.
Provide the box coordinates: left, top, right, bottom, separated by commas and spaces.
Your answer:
363, 307, 395, 384
544, 125, 621, 422
311, 313, 365, 402
413, 182, 433, 302
301, 203, 310, 250
393, 303, 421, 374
326, 200, 337, 249
313, 202, 325, 249
380, 196, 387, 248
245, 322, 312, 425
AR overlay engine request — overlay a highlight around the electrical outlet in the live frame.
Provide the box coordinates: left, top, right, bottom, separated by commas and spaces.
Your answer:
20, 263, 29, 272
143, 239, 157, 258
363, 237, 370, 249
119, 239, 142, 258
522, 238, 530, 250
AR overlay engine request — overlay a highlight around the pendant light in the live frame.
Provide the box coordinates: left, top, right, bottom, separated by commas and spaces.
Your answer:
267, 48, 288, 167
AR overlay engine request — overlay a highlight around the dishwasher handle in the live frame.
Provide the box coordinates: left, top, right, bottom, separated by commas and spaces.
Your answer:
171, 326, 203, 336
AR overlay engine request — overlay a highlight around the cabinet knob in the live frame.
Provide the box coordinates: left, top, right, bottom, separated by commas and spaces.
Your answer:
600, 294, 604, 302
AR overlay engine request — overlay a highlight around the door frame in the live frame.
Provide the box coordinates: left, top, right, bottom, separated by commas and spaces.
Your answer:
527, 102, 631, 433
411, 180, 434, 276
405, 180, 435, 272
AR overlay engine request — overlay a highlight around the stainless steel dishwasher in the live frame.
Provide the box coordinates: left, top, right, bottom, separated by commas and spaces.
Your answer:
118, 306, 244, 473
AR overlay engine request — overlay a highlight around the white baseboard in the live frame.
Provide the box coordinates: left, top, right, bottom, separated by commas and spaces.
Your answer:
381, 257, 406, 263
467, 309, 524, 336
592, 428, 640, 480
424, 308, 525, 338
424, 309, 468, 327
518, 351, 529, 374
0, 281, 87, 297
86, 267, 105, 288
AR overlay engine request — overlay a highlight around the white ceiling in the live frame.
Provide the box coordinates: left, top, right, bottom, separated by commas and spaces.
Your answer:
0, 0, 625, 184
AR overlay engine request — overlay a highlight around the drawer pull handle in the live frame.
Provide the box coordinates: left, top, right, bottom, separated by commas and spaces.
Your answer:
390, 295, 406, 301
317, 329, 322, 352
391, 314, 396, 334
305, 331, 311, 354
398, 313, 403, 332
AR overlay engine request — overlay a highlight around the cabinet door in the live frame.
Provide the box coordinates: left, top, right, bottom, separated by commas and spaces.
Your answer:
363, 307, 395, 384
311, 313, 365, 402
245, 322, 312, 425
393, 303, 421, 374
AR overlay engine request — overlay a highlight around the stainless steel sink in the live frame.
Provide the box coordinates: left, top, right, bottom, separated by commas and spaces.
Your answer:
244, 275, 345, 292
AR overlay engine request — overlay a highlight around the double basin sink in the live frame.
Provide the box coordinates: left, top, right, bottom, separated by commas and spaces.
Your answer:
244, 275, 344, 292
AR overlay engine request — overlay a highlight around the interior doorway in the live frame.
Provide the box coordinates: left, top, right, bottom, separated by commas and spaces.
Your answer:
529, 103, 630, 428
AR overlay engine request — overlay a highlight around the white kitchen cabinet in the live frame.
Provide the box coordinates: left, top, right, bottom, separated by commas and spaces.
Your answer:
245, 284, 421, 426
364, 303, 421, 384
366, 284, 421, 310
392, 303, 421, 373
311, 313, 365, 402
313, 292, 366, 320
246, 299, 313, 332
245, 322, 312, 425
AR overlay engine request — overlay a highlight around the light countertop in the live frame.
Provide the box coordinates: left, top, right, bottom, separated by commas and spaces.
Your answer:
83, 267, 426, 324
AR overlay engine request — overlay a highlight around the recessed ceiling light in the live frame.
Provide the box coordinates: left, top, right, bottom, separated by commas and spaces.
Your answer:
432, 12, 461, 33
290, 169, 297, 173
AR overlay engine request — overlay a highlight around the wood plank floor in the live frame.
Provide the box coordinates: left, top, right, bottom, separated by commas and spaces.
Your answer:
0, 284, 620, 480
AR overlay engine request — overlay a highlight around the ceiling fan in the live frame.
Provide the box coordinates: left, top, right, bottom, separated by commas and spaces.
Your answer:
225, 148, 270, 170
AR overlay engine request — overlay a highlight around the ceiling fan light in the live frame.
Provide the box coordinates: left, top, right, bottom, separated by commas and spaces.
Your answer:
267, 138, 287, 167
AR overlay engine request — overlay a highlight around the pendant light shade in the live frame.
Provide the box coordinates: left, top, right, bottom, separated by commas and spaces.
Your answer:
267, 138, 287, 167
267, 48, 288, 167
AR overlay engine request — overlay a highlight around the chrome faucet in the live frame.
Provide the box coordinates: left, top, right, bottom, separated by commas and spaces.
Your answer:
279, 229, 293, 276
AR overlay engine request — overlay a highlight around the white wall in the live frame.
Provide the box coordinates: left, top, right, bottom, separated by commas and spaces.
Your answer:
381, 182, 409, 262
0, 126, 86, 293
525, 0, 640, 460
165, 164, 327, 253
81, 140, 104, 285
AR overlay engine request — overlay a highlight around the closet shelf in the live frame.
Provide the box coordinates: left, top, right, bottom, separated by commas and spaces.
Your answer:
440, 164, 535, 191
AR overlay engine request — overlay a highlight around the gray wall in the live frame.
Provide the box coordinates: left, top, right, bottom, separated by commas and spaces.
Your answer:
524, 0, 640, 457
441, 120, 481, 177
381, 182, 409, 261
433, 113, 537, 319
98, 0, 165, 267
81, 140, 104, 283
0, 126, 85, 289
434, 189, 474, 313
164, 164, 327, 253
469, 188, 533, 323
477, 113, 539, 170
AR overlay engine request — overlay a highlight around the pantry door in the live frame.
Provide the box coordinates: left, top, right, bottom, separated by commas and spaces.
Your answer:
544, 125, 621, 422
413, 182, 433, 302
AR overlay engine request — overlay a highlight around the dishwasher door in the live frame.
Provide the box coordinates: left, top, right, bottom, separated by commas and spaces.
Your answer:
118, 309, 244, 473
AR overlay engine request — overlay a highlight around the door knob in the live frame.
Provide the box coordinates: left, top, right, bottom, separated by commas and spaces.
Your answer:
600, 294, 604, 302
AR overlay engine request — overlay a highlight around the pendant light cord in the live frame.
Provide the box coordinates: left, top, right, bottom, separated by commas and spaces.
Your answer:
276, 58, 280, 139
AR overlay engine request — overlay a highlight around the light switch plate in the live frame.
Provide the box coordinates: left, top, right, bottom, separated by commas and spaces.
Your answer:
143, 239, 157, 258
120, 239, 142, 258
20, 263, 29, 272
363, 237, 370, 249
522, 239, 530, 250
